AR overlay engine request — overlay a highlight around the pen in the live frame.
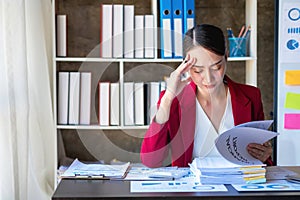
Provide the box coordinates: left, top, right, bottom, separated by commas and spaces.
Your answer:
242, 25, 251, 38
238, 25, 245, 38
227, 27, 235, 38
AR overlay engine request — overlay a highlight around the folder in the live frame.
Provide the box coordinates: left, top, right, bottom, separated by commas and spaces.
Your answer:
124, 82, 135, 125
58, 72, 69, 124
56, 15, 67, 57
134, 82, 145, 125
68, 72, 80, 125
113, 4, 123, 58
100, 5, 113, 58
144, 15, 155, 58
124, 5, 134, 58
110, 82, 120, 125
183, 0, 195, 34
98, 82, 110, 126
159, 0, 173, 58
172, 0, 184, 58
134, 15, 144, 58
79, 72, 91, 125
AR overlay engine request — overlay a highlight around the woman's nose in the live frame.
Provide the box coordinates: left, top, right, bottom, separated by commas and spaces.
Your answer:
203, 69, 212, 84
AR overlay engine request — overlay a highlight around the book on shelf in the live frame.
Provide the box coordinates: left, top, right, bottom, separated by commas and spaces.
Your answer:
113, 4, 123, 58
134, 82, 145, 125
79, 72, 92, 125
144, 82, 151, 125
183, 0, 195, 34
134, 15, 144, 58
100, 4, 113, 58
124, 82, 135, 126
189, 120, 279, 184
149, 82, 160, 123
56, 15, 67, 57
159, 0, 195, 59
98, 82, 110, 126
58, 72, 69, 125
144, 15, 155, 58
110, 82, 120, 125
124, 5, 134, 58
172, 0, 184, 58
159, 0, 173, 58
68, 72, 80, 125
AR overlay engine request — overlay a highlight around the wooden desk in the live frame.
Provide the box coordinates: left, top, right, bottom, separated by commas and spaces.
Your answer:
52, 167, 300, 200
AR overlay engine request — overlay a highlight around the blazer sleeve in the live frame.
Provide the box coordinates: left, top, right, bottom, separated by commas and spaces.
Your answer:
254, 88, 265, 121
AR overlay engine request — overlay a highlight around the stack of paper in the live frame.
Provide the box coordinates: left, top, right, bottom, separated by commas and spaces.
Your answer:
189, 120, 280, 185
189, 157, 266, 184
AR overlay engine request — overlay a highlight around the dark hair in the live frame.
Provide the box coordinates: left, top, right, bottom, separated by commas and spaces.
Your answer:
183, 24, 226, 57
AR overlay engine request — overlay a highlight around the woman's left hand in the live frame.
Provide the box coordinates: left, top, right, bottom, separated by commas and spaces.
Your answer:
247, 141, 273, 163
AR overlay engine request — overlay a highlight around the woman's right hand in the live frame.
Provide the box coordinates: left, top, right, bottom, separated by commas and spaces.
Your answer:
154, 55, 196, 124
165, 54, 196, 100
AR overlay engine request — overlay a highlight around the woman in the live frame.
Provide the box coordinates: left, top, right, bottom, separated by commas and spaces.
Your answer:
140, 24, 273, 167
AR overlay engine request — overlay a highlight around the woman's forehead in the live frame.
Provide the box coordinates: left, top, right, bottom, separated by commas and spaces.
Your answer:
187, 46, 223, 66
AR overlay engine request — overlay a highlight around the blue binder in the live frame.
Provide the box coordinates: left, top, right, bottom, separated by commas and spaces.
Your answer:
172, 0, 184, 58
183, 0, 195, 34
159, 0, 173, 58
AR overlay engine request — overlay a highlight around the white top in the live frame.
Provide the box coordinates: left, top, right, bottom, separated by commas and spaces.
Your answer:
192, 91, 235, 159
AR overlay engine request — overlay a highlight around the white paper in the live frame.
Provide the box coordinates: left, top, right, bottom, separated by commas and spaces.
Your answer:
125, 166, 189, 181
236, 120, 273, 130
215, 120, 279, 165
232, 179, 300, 191
130, 175, 227, 193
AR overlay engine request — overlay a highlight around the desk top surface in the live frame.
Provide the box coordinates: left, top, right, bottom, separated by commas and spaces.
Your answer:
52, 166, 300, 200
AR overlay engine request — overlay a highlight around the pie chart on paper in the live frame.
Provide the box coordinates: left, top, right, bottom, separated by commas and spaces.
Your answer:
286, 39, 299, 50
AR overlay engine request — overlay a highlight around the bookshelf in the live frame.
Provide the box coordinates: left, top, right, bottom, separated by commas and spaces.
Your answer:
52, 0, 257, 186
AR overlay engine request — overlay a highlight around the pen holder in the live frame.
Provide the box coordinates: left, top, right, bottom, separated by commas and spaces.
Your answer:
229, 38, 247, 57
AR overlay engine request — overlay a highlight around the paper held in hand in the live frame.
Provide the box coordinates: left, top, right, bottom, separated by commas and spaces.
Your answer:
215, 120, 278, 165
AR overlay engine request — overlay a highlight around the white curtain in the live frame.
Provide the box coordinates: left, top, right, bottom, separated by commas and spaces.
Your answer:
0, 0, 55, 199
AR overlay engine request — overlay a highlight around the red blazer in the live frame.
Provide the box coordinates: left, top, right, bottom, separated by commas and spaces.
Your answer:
140, 76, 273, 167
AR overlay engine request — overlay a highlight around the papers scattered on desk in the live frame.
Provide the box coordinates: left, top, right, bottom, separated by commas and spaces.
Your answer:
215, 120, 278, 165
61, 158, 130, 179
125, 166, 190, 181
189, 157, 266, 185
130, 174, 228, 193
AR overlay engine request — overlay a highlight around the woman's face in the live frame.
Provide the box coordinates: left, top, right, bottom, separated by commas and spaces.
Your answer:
186, 46, 226, 93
